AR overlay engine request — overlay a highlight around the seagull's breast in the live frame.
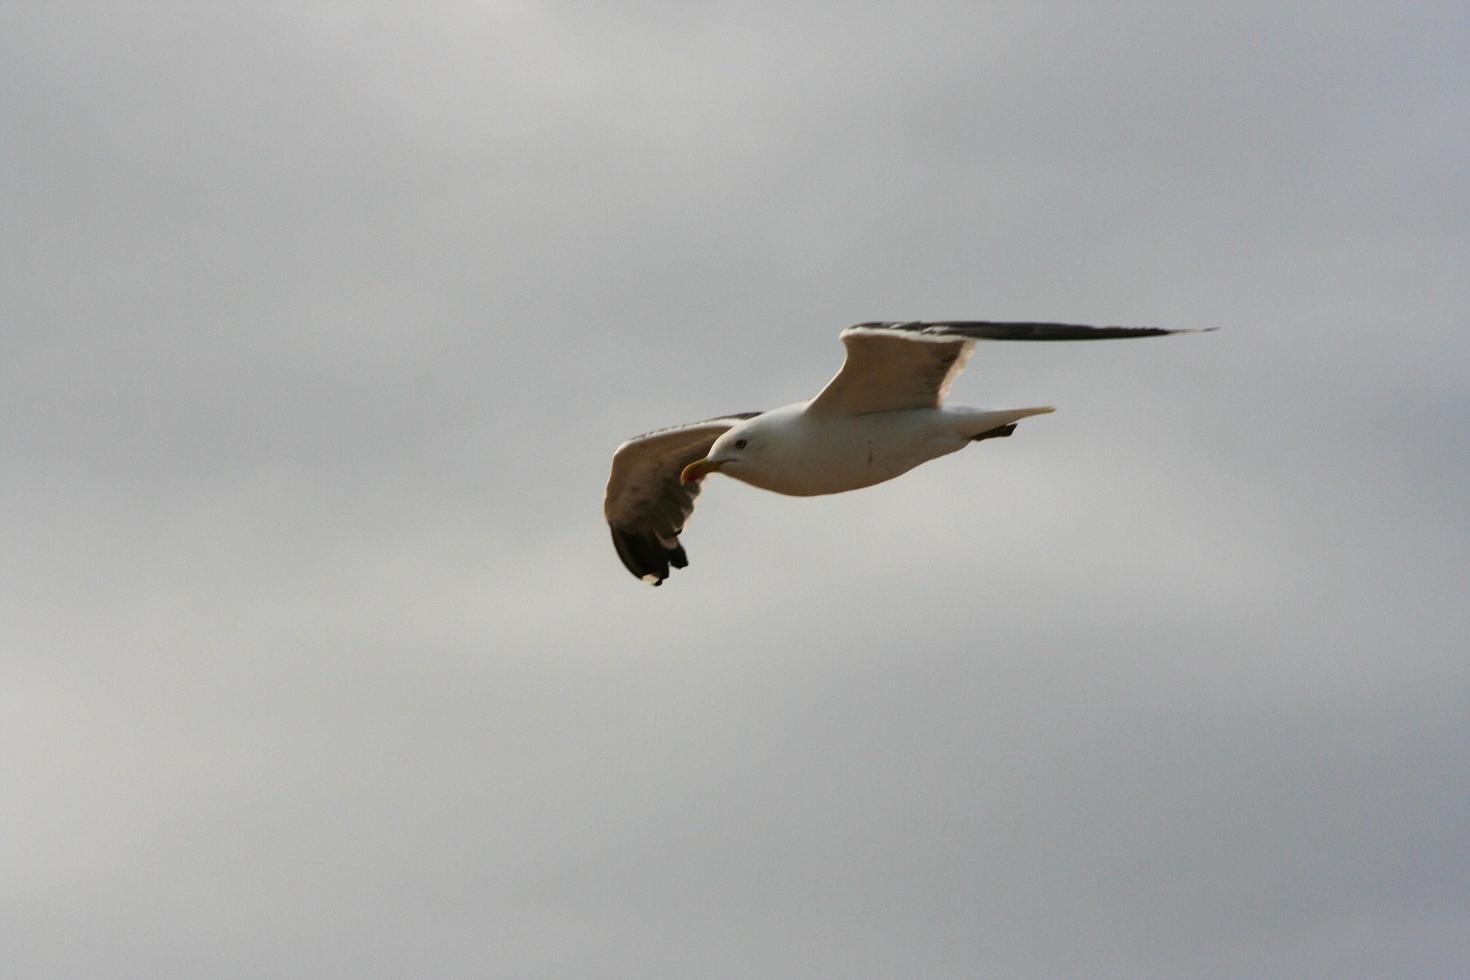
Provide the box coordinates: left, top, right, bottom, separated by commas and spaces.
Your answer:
734, 406, 970, 497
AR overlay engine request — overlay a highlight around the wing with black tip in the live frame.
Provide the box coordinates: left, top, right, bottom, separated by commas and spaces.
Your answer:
808, 320, 1207, 416
604, 412, 762, 585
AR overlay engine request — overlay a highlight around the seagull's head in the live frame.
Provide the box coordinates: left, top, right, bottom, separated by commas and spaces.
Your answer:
680, 421, 763, 485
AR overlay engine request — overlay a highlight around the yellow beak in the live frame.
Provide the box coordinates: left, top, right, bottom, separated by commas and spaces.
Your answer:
680, 457, 725, 485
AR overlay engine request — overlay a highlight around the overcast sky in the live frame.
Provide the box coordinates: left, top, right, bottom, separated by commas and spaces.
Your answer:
3, 3, 1467, 977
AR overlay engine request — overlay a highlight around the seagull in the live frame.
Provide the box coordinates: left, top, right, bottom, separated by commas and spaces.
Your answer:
604, 320, 1209, 585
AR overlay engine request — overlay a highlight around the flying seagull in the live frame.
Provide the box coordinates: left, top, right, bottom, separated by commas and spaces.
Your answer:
604, 320, 1209, 585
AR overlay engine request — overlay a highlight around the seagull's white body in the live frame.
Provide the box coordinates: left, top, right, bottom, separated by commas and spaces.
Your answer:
717, 402, 1054, 497
605, 319, 1207, 585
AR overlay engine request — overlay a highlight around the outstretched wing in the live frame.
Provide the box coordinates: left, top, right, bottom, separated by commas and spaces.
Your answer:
807, 320, 1206, 416
604, 412, 762, 585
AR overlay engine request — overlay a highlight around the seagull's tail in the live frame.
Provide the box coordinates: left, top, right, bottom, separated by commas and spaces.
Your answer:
1008, 405, 1056, 420
954, 405, 1055, 441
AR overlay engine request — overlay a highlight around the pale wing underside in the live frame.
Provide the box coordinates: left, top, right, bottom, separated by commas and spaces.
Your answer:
807, 320, 1201, 416
603, 412, 761, 585
807, 326, 972, 415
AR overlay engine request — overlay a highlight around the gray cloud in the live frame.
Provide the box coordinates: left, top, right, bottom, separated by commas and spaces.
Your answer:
4, 2, 1467, 977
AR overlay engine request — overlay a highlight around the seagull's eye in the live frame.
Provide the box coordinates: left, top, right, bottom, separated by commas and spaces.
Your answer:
734, 439, 748, 450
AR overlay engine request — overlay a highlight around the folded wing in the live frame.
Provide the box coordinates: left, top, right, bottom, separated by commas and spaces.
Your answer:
807, 320, 1204, 416
604, 412, 762, 585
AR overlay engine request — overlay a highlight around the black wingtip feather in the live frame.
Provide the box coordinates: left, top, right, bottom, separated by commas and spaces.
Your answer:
851, 321, 1211, 341
610, 525, 688, 586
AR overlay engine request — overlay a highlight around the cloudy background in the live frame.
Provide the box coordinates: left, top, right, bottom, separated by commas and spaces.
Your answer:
4, 2, 1467, 977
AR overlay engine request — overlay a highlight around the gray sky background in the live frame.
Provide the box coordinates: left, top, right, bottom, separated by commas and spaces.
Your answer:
3, 3, 1467, 977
